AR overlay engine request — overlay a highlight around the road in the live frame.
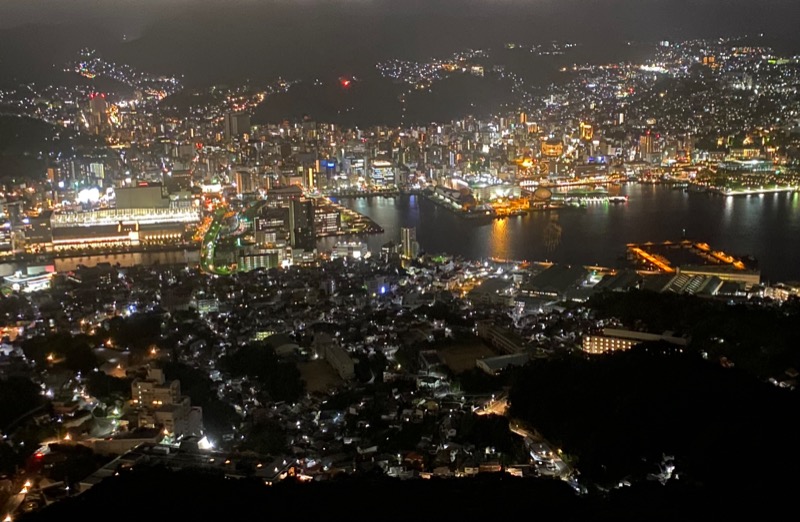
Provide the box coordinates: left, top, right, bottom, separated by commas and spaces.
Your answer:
475, 395, 582, 491
509, 420, 584, 492
475, 395, 508, 416
200, 208, 234, 275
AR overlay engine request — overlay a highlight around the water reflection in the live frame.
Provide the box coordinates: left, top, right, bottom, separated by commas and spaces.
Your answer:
330, 186, 800, 281
489, 218, 509, 259
543, 213, 562, 253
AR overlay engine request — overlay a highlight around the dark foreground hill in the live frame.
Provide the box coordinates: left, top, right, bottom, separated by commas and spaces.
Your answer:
20, 464, 795, 522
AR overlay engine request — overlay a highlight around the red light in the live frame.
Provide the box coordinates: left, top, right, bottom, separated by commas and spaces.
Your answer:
35, 453, 43, 459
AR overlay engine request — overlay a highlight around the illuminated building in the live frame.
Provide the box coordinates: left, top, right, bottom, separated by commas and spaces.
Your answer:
88, 162, 105, 180
88, 92, 109, 135
541, 138, 563, 158
224, 112, 251, 142
717, 158, 774, 173
49, 206, 199, 250
21, 211, 54, 251
131, 367, 202, 438
579, 122, 594, 141
314, 205, 340, 235
235, 170, 256, 195
639, 131, 661, 163
267, 185, 304, 202
254, 206, 290, 244
582, 328, 688, 355
677, 265, 761, 286
253, 205, 289, 245
238, 246, 285, 271
3, 270, 54, 293
331, 241, 368, 259
370, 159, 396, 187
289, 199, 315, 251
0, 221, 12, 251
400, 227, 419, 260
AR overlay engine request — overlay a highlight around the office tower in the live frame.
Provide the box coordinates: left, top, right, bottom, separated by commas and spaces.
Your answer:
289, 199, 316, 251
401, 227, 419, 260
224, 112, 251, 142
235, 171, 255, 195
88, 93, 109, 135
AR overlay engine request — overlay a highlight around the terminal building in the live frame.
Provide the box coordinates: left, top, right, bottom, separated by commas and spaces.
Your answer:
45, 184, 200, 251
677, 265, 761, 287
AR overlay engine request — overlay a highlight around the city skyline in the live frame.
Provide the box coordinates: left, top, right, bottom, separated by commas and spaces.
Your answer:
0, 3, 798, 520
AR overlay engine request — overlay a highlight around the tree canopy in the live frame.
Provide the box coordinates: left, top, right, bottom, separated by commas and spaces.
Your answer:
508, 343, 800, 487
220, 344, 305, 403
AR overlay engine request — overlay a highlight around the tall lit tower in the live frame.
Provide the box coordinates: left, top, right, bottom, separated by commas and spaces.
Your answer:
400, 227, 419, 260
88, 93, 109, 135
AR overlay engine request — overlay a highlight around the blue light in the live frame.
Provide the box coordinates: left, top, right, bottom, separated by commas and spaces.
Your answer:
380, 285, 386, 295
326, 161, 336, 168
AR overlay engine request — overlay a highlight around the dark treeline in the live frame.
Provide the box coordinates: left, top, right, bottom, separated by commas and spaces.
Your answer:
22, 462, 795, 522
508, 343, 800, 489
587, 290, 800, 378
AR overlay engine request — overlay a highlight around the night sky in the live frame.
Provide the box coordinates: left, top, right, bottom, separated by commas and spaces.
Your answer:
1, 1, 799, 85
3, 1, 800, 40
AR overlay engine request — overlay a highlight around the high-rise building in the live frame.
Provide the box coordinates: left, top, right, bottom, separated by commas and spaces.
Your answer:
289, 199, 316, 251
400, 227, 419, 260
639, 131, 660, 162
314, 205, 340, 235
579, 122, 594, 141
88, 93, 109, 135
255, 206, 290, 245
235, 170, 255, 195
224, 112, 251, 142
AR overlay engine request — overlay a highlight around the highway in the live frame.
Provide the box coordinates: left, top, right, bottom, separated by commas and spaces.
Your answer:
199, 208, 234, 275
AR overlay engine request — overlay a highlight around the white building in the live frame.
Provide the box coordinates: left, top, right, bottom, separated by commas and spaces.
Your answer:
131, 367, 202, 438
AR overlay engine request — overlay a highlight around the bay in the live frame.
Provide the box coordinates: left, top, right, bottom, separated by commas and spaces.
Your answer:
320, 184, 800, 283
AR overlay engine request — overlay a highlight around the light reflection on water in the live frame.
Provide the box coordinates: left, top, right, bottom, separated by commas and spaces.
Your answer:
325, 184, 800, 282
